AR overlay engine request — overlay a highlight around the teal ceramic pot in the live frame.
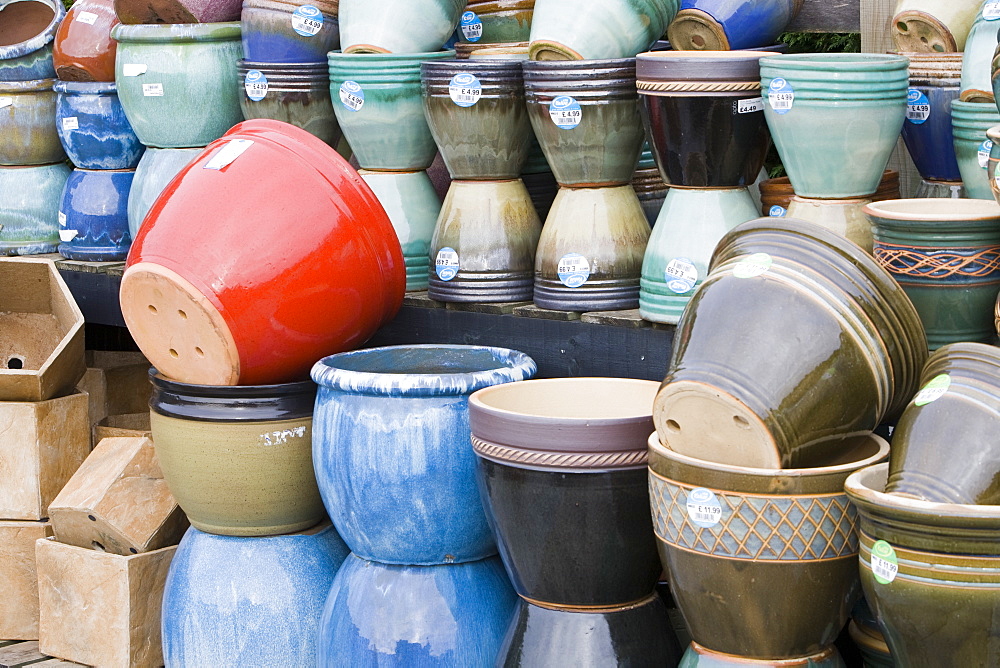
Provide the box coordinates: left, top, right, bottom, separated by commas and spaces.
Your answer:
460, 0, 534, 44
534, 184, 650, 311
237, 61, 341, 148
679, 642, 845, 667
650, 432, 890, 661
112, 23, 244, 149
866, 198, 1000, 349
339, 0, 466, 54
960, 4, 999, 103
359, 169, 440, 291
951, 99, 999, 200
0, 0, 63, 81
654, 218, 927, 468
57, 168, 134, 262
846, 463, 1000, 668
639, 186, 759, 325
0, 162, 70, 256
428, 179, 541, 302
127, 146, 201, 239
240, 0, 340, 64
329, 50, 454, 171
760, 54, 909, 198
523, 59, 644, 187
0, 78, 64, 166
785, 196, 874, 252
528, 0, 678, 61
421, 59, 531, 180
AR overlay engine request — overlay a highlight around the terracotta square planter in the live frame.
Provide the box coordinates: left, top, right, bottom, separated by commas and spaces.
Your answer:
0, 520, 52, 640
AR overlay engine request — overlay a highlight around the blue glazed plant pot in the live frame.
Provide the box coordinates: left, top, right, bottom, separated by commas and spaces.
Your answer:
0, 0, 64, 81
310, 344, 537, 565
241, 0, 340, 64
667, 0, 803, 51
900, 53, 962, 183
58, 168, 134, 261
162, 523, 350, 668
318, 554, 517, 667
126, 146, 201, 238
54, 81, 144, 170
0, 162, 70, 256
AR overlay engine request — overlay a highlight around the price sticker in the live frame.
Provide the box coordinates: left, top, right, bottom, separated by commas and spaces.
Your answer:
122, 63, 147, 77
75, 10, 98, 24
142, 83, 164, 97
767, 78, 794, 114
292, 5, 323, 36
59, 229, 78, 242
733, 252, 772, 278
61, 117, 79, 131
0, 97, 11, 109
979, 140, 993, 169
985, 0, 1000, 20
557, 253, 590, 288
340, 81, 364, 112
448, 73, 482, 107
245, 70, 268, 102
871, 540, 899, 584
913, 373, 950, 406
435, 247, 460, 281
905, 88, 930, 124
686, 488, 723, 528
737, 97, 764, 114
203, 139, 254, 170
549, 95, 582, 130
664, 257, 698, 294
460, 11, 483, 42
769, 205, 786, 217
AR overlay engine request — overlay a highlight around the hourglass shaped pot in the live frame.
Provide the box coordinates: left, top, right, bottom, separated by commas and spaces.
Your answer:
237, 61, 341, 148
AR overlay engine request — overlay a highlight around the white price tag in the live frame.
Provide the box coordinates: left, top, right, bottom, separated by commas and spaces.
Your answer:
142, 83, 164, 97
123, 63, 147, 77
292, 5, 323, 36
59, 229, 78, 242
203, 139, 254, 170
0, 97, 12, 109
737, 97, 764, 114
686, 488, 722, 528
61, 117, 79, 131
75, 10, 98, 24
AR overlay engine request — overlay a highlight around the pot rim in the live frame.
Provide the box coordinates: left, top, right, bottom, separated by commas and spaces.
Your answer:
847, 463, 1000, 523
111, 22, 242, 43
470, 377, 657, 424
327, 49, 456, 64
53, 80, 117, 94
863, 197, 1000, 222
0, 0, 64, 59
760, 53, 909, 71
149, 369, 315, 397
0, 78, 54, 93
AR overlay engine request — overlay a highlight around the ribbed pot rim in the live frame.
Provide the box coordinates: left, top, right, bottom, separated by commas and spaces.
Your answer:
0, 77, 54, 93
918, 342, 1000, 390
239, 60, 329, 72
238, 70, 329, 84
523, 80, 637, 95
328, 50, 456, 65
636, 50, 769, 83
111, 22, 242, 43
243, 0, 338, 13
0, 0, 64, 60
53, 80, 117, 95
311, 344, 537, 397
760, 53, 909, 73
908, 75, 960, 85
421, 58, 524, 76
864, 198, 1000, 224
950, 101, 1000, 117
148, 369, 317, 422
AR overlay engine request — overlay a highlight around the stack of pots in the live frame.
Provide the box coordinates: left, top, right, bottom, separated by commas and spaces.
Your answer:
455, 0, 534, 59
636, 50, 770, 325
310, 344, 536, 665
758, 170, 901, 218
422, 59, 540, 302
649, 216, 927, 665
0, 0, 69, 256
760, 53, 909, 252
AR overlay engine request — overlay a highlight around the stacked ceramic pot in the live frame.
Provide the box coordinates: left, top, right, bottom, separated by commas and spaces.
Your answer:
637, 51, 770, 324
469, 378, 682, 666
633, 142, 670, 226
649, 216, 928, 665
759, 170, 902, 217
666, 0, 803, 52
891, 0, 978, 56
310, 344, 536, 666
846, 343, 1000, 667
422, 59, 540, 302
455, 0, 534, 60
959, 0, 1000, 104
952, 99, 1000, 200
528, 0, 678, 61
0, 0, 69, 256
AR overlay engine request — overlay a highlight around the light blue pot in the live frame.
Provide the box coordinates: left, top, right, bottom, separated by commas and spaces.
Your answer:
318, 554, 517, 667
162, 523, 349, 668
528, 0, 679, 60
310, 344, 536, 565
0, 0, 63, 81
951, 100, 1000, 200
0, 162, 70, 256
339, 0, 466, 54
58, 168, 134, 262
54, 81, 144, 170
127, 146, 202, 238
960, 4, 999, 103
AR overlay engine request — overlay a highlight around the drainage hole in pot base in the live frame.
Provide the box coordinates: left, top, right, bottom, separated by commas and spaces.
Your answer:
6, 356, 23, 369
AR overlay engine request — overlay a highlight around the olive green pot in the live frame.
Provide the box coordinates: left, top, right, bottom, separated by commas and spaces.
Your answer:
0, 79, 65, 165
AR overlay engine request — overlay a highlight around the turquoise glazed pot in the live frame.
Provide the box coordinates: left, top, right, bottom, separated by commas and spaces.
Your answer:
126, 146, 200, 238
960, 3, 999, 103
951, 99, 999, 200
58, 168, 134, 262
528, 0, 678, 61
339, 0, 466, 54
241, 0, 340, 64
640, 186, 759, 325
310, 345, 536, 565
760, 54, 908, 198
0, 78, 64, 166
0, 162, 70, 256
162, 523, 349, 668
112, 23, 244, 149
54, 81, 143, 170
318, 554, 517, 667
866, 198, 1000, 349
0, 0, 63, 81
329, 50, 454, 171
237, 61, 341, 148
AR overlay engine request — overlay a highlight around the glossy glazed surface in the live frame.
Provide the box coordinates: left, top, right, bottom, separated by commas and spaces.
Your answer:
237, 63, 341, 147
241, 0, 340, 63
0, 0, 62, 81
462, 0, 533, 43
55, 81, 143, 170
0, 162, 70, 256
126, 146, 200, 238
57, 168, 134, 262
900, 83, 961, 182
339, 0, 465, 54
960, 6, 998, 102
951, 100, 999, 200
0, 78, 64, 165
785, 196, 873, 252
528, 0, 679, 61
52, 0, 118, 82
668, 0, 801, 51
679, 642, 845, 667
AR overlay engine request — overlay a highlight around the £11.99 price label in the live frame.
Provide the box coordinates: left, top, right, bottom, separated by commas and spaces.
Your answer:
686, 488, 723, 528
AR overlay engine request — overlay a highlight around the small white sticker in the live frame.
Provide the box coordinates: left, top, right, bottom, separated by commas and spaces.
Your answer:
122, 63, 147, 77
203, 139, 254, 170
58, 211, 67, 227
59, 229, 78, 242
768, 78, 794, 114
769, 205, 786, 217
985, 0, 1000, 20
871, 540, 899, 584
340, 81, 364, 111
142, 83, 164, 97
733, 252, 772, 278
906, 88, 930, 124
75, 10, 98, 24
913, 373, 950, 406
61, 116, 79, 131
549, 95, 583, 130
435, 247, 460, 281
292, 4, 323, 36
459, 10, 483, 42
737, 97, 764, 114
664, 257, 698, 294
979, 140, 993, 169
557, 253, 590, 288
449, 73, 482, 107
0, 97, 12, 109
245, 70, 268, 102
686, 488, 723, 528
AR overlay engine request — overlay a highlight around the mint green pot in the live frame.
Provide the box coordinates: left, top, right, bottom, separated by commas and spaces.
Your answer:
112, 23, 244, 149
951, 100, 999, 200
329, 50, 455, 171
0, 78, 64, 165
528, 0, 678, 61
339, 0, 466, 54
960, 4, 999, 103
0, 162, 70, 256
760, 54, 908, 198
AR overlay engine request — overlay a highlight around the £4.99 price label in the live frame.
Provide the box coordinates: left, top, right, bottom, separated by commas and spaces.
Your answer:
245, 70, 268, 102
767, 78, 794, 114
340, 81, 364, 112
686, 488, 723, 529
557, 253, 590, 288
979, 140, 993, 169
449, 73, 482, 107
292, 5, 323, 36
549, 95, 583, 129
905, 88, 930, 124
435, 247, 460, 281
460, 11, 483, 42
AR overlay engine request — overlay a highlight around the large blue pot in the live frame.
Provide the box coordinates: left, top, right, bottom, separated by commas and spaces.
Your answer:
57, 168, 134, 261
311, 344, 536, 565
901, 83, 962, 182
0, 0, 63, 81
162, 523, 349, 668
318, 554, 517, 667
0, 162, 70, 256
54, 81, 143, 170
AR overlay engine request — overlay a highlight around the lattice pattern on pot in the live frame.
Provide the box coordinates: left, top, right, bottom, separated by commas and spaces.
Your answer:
874, 242, 1000, 281
649, 474, 859, 561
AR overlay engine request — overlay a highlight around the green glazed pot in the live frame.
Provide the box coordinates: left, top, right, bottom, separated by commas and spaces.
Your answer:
359, 169, 440, 292
846, 463, 1000, 668
785, 196, 874, 252
649, 431, 889, 660
0, 162, 70, 256
760, 54, 908, 198
528, 0, 679, 61
329, 50, 454, 171
460, 0, 534, 44
237, 62, 342, 149
639, 186, 759, 325
0, 79, 65, 165
866, 198, 1000, 349
339, 0, 465, 54
952, 100, 1000, 200
112, 23, 244, 149
960, 4, 999, 103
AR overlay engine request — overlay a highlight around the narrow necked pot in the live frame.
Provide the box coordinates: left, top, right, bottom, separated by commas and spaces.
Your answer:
0, 78, 64, 165
54, 81, 143, 170
0, 0, 62, 81
52, 0, 119, 82
528, 0, 679, 61
667, 0, 802, 52
126, 146, 201, 238
149, 370, 324, 536
866, 197, 1000, 348
241, 0, 340, 64
960, 6, 1000, 102
891, 0, 978, 53
952, 100, 1000, 200
0, 163, 70, 256
650, 431, 889, 659
421, 59, 531, 180
237, 62, 341, 148
461, 1, 534, 44
339, 0, 465, 54
58, 168, 134, 262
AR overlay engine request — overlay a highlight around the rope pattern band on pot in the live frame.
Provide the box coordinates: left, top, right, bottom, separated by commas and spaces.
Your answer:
518, 593, 659, 614
471, 435, 648, 469
636, 80, 761, 93
873, 242, 1000, 279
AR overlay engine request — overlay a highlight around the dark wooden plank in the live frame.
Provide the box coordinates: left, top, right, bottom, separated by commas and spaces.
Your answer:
511, 304, 582, 321
0, 640, 48, 667
787, 0, 860, 33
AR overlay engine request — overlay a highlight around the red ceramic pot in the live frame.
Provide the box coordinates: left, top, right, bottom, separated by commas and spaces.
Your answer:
52, 0, 120, 82
120, 119, 405, 386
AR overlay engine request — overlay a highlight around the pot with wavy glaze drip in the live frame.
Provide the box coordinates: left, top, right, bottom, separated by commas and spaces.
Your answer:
0, 162, 70, 256
0, 0, 63, 81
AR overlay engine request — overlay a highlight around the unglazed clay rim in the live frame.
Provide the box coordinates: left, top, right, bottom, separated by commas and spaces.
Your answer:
52, 80, 117, 94
0, 0, 64, 59
455, 41, 528, 59
111, 22, 242, 43
863, 197, 1000, 222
